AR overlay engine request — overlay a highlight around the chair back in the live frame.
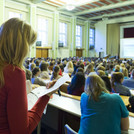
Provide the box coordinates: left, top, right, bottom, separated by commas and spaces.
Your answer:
64, 124, 78, 134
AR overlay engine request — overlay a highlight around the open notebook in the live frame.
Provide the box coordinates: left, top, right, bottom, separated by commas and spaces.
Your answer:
31, 74, 70, 98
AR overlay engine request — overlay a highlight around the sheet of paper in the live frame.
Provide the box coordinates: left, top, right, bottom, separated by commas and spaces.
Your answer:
129, 116, 134, 130
130, 90, 134, 95
27, 93, 38, 110
31, 74, 70, 98
43, 79, 51, 84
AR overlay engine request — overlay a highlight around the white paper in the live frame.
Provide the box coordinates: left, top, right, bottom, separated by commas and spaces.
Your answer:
27, 93, 38, 110
129, 116, 134, 130
31, 74, 70, 98
130, 90, 134, 95
43, 79, 51, 84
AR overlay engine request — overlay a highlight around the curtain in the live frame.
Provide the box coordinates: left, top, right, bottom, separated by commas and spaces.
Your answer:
107, 24, 120, 56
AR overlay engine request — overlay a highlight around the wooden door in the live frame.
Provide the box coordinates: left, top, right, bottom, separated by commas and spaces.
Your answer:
76, 49, 83, 57
42, 49, 48, 58
36, 48, 42, 58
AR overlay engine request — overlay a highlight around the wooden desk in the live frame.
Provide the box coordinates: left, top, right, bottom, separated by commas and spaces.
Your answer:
120, 95, 129, 106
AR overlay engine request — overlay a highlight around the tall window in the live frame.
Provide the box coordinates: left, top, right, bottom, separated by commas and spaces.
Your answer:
59, 22, 67, 47
37, 18, 48, 46
89, 28, 95, 49
9, 11, 22, 19
76, 25, 82, 47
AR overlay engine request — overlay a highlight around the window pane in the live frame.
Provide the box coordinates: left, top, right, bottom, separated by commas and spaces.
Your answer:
76, 25, 82, 47
37, 18, 48, 46
89, 28, 95, 49
9, 11, 22, 19
59, 22, 67, 47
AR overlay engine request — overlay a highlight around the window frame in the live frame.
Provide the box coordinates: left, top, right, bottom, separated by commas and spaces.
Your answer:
76, 25, 82, 48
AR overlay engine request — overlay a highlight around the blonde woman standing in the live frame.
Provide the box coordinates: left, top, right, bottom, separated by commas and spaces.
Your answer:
0, 18, 53, 134
79, 74, 129, 134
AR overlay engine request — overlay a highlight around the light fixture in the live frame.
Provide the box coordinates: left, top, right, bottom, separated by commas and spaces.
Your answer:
66, 4, 75, 11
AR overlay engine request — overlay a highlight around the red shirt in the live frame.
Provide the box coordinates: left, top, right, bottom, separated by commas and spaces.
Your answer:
59, 69, 62, 76
0, 64, 49, 134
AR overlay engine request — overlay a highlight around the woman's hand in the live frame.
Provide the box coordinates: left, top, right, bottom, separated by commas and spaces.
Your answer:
46, 80, 58, 97
46, 80, 57, 89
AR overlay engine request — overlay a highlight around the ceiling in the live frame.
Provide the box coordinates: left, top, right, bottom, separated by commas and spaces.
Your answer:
36, 0, 134, 22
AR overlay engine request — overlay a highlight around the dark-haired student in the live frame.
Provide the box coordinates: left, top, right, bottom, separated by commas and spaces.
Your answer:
67, 72, 85, 96
51, 65, 61, 80
111, 72, 131, 96
31, 67, 47, 86
39, 62, 50, 79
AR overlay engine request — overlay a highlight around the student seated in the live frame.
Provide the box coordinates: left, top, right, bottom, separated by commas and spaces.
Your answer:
128, 96, 134, 113
25, 69, 32, 94
85, 63, 96, 77
67, 72, 85, 96
29, 63, 36, 71
31, 67, 46, 86
120, 67, 129, 79
96, 70, 112, 92
114, 65, 120, 72
39, 62, 50, 79
111, 72, 131, 96
123, 69, 134, 89
64, 61, 74, 74
48, 61, 54, 72
79, 74, 129, 134
51, 65, 61, 80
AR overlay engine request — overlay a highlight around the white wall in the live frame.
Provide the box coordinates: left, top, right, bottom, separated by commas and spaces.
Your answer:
95, 20, 107, 57
95, 15, 134, 57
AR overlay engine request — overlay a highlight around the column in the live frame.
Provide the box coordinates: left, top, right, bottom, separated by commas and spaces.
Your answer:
70, 16, 76, 57
52, 11, 59, 58
29, 4, 37, 57
0, 0, 5, 25
84, 21, 90, 57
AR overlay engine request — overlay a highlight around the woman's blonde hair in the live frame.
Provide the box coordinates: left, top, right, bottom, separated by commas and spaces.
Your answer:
120, 67, 128, 77
0, 18, 37, 87
66, 61, 73, 69
120, 63, 125, 68
97, 70, 105, 77
85, 63, 94, 74
114, 65, 120, 72
85, 74, 109, 101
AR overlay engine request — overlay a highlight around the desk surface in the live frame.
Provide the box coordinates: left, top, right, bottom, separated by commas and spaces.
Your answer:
120, 95, 129, 106
49, 94, 81, 117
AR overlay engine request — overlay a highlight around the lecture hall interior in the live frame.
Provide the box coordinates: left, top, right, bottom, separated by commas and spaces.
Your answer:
1, 0, 134, 134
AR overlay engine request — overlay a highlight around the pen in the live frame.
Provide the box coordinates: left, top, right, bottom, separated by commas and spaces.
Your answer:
58, 89, 61, 96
